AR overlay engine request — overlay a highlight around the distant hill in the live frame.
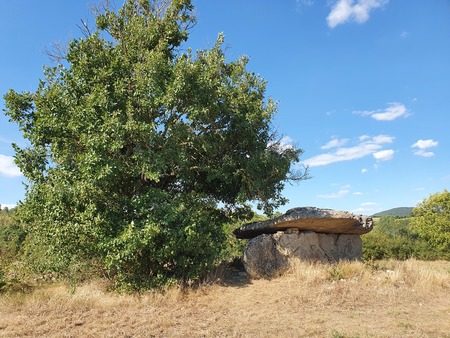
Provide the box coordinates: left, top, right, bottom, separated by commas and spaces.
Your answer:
372, 207, 413, 217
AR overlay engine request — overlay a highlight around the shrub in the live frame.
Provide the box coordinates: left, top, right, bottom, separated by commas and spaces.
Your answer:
0, 209, 26, 267
362, 216, 446, 261
410, 190, 450, 255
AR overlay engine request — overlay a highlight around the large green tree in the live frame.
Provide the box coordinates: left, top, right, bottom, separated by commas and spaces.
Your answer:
410, 190, 450, 255
4, 0, 307, 288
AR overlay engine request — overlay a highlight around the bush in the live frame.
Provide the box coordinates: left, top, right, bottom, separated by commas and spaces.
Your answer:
0, 209, 26, 267
362, 216, 445, 261
410, 190, 450, 255
104, 194, 230, 291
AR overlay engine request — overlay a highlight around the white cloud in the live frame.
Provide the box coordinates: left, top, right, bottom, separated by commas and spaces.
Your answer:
373, 149, 394, 161
327, 0, 388, 29
361, 168, 368, 174
352, 207, 373, 214
372, 135, 395, 144
317, 186, 350, 199
359, 135, 370, 141
361, 202, 377, 206
413, 150, 435, 158
353, 191, 364, 195
354, 102, 409, 121
303, 134, 394, 167
278, 136, 295, 150
0, 154, 22, 177
411, 139, 438, 149
268, 136, 295, 153
321, 138, 349, 149
371, 102, 409, 121
411, 139, 438, 157
1, 204, 17, 210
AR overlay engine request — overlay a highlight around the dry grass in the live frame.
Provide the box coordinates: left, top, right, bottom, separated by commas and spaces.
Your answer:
1, 259, 449, 337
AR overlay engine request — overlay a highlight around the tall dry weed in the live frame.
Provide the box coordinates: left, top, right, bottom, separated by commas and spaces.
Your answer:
375, 259, 450, 291
282, 258, 450, 310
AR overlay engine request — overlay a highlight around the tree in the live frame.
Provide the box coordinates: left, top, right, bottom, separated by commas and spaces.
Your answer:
410, 190, 450, 255
4, 0, 307, 289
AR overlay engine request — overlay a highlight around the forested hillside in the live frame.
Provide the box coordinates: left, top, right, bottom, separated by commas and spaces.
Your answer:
372, 207, 413, 217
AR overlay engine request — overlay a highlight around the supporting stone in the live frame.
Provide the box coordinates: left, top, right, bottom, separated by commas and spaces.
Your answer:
242, 230, 362, 279
243, 234, 289, 279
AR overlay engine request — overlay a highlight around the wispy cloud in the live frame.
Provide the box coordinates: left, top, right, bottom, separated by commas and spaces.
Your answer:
353, 202, 378, 214
372, 135, 395, 143
317, 185, 350, 199
303, 134, 394, 167
354, 102, 409, 121
327, 0, 388, 29
411, 139, 438, 157
353, 207, 373, 214
0, 154, 22, 177
0, 137, 13, 144
297, 0, 315, 6
321, 138, 349, 149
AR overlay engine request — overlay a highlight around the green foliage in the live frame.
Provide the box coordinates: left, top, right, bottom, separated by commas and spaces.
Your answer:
410, 190, 450, 255
105, 192, 230, 290
221, 212, 270, 264
3, 0, 306, 289
372, 207, 413, 217
362, 216, 446, 261
330, 329, 361, 338
0, 209, 26, 267
0, 208, 27, 293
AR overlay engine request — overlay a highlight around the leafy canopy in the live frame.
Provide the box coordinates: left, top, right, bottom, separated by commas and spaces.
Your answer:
3, 0, 307, 288
410, 190, 450, 254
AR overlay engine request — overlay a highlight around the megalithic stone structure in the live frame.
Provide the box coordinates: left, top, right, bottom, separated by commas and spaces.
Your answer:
234, 207, 374, 279
234, 206, 373, 239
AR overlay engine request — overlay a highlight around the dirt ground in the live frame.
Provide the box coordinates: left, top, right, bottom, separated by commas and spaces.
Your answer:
1, 259, 449, 337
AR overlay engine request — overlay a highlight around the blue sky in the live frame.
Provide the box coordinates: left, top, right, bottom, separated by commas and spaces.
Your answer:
1, 0, 449, 215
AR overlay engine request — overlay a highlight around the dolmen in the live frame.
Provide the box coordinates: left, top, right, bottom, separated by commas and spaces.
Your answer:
234, 207, 373, 279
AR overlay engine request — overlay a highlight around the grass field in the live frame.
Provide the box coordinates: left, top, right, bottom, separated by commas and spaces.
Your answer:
1, 259, 449, 337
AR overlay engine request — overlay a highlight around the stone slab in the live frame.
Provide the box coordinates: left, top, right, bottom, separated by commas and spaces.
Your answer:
234, 207, 373, 239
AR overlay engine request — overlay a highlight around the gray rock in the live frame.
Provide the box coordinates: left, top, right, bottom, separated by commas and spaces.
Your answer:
234, 207, 373, 239
243, 234, 289, 279
243, 231, 362, 279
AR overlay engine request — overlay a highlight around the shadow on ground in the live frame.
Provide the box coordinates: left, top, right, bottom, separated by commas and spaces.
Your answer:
208, 258, 251, 288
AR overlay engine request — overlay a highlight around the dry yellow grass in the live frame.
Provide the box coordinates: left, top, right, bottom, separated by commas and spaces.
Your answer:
1, 259, 449, 337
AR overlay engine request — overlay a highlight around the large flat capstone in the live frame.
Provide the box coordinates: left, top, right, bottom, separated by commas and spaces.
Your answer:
234, 207, 373, 239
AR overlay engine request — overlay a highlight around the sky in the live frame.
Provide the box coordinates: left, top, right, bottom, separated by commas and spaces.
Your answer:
1, 0, 449, 215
